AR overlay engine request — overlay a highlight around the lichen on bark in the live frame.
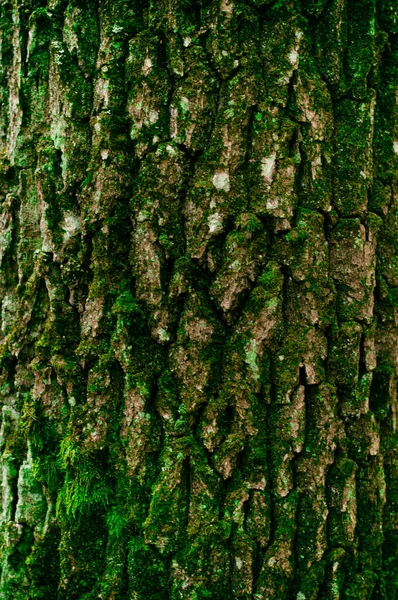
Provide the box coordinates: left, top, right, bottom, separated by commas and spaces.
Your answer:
0, 0, 397, 598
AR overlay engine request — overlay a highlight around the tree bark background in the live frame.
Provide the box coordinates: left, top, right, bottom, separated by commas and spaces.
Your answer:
0, 0, 397, 598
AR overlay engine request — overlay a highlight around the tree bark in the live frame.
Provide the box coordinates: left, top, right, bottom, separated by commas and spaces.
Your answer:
0, 0, 397, 598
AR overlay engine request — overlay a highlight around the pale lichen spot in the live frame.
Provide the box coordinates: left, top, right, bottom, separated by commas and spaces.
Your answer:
266, 198, 279, 210
212, 171, 230, 192
170, 106, 178, 138
287, 164, 295, 177
369, 428, 380, 455
180, 97, 189, 114
297, 593, 306, 600
288, 30, 303, 69
27, 26, 35, 61
1, 294, 18, 333
235, 557, 243, 570
183, 37, 191, 47
51, 40, 65, 65
157, 328, 170, 342
245, 339, 260, 380
95, 78, 110, 108
130, 125, 140, 139
288, 48, 299, 65
137, 210, 150, 222
148, 109, 159, 123
166, 144, 177, 156
90, 430, 101, 443
208, 212, 223, 234
394, 140, 398, 154
261, 153, 276, 183
61, 212, 81, 241
142, 56, 152, 76
100, 149, 109, 160
221, 0, 234, 15
311, 155, 322, 180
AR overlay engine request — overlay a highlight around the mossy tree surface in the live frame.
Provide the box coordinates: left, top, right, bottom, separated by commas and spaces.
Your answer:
0, 0, 397, 598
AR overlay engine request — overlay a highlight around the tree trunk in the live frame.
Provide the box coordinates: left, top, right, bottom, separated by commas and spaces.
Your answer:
0, 0, 397, 598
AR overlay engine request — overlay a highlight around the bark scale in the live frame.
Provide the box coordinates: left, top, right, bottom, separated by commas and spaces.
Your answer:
0, 0, 397, 598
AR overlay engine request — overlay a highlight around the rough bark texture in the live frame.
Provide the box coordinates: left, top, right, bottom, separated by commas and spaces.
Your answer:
0, 0, 397, 598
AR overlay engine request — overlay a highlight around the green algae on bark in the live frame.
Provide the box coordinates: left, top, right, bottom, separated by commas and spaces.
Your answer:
0, 0, 398, 598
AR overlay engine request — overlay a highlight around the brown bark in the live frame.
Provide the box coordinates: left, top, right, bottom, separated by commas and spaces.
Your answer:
0, 0, 397, 598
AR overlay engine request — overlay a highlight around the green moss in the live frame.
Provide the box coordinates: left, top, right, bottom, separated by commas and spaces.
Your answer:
259, 260, 283, 292
295, 560, 326, 600
334, 96, 375, 215
57, 514, 108, 600
24, 519, 61, 600
346, 0, 377, 97
273, 329, 308, 402
128, 536, 169, 599
0, 0, 395, 595
328, 322, 362, 388
370, 364, 394, 420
